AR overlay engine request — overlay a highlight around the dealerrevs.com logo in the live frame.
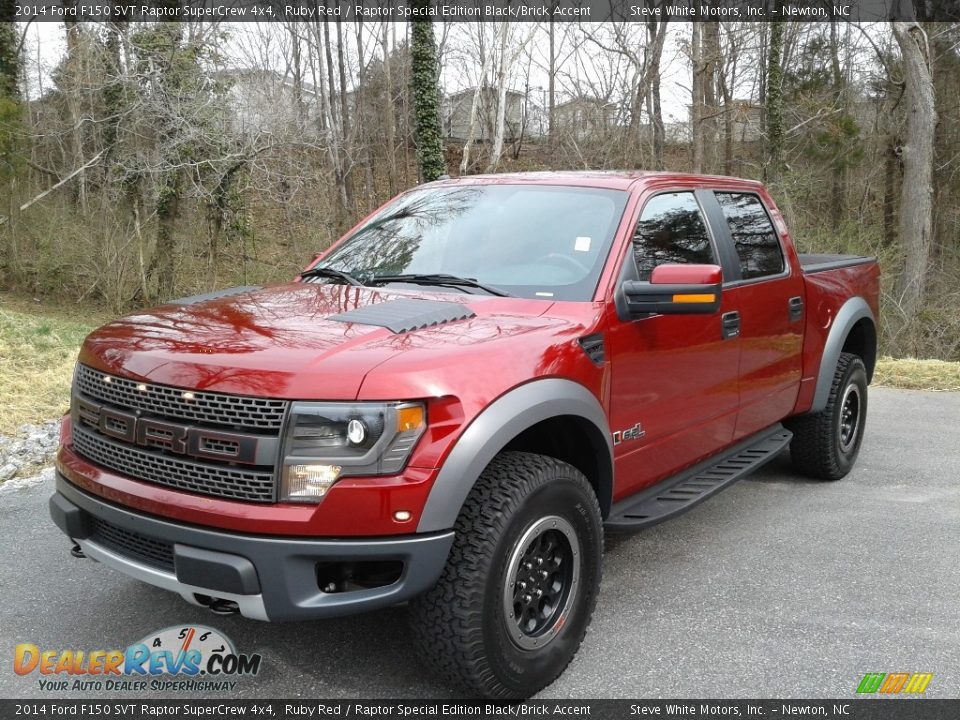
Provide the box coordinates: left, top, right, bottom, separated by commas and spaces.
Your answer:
14, 625, 262, 693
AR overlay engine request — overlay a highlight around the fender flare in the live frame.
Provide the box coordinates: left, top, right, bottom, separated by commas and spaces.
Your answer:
810, 296, 876, 414
416, 379, 613, 533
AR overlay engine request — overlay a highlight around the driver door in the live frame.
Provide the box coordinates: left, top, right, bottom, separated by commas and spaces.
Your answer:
606, 190, 741, 500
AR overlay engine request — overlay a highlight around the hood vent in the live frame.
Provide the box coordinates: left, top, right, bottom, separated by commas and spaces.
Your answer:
328, 298, 475, 334
167, 286, 261, 306
578, 334, 605, 365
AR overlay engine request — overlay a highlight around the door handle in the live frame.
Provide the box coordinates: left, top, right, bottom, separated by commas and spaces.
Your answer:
721, 311, 740, 340
788, 296, 804, 322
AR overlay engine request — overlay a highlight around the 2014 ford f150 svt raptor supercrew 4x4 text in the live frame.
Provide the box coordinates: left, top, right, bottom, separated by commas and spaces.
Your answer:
50, 172, 879, 698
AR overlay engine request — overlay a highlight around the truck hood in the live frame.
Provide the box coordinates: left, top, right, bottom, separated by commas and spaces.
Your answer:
79, 283, 591, 401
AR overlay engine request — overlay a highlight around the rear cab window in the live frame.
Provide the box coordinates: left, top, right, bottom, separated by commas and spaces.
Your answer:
713, 192, 785, 281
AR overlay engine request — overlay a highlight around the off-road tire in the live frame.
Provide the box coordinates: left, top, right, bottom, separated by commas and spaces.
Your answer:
787, 352, 868, 480
410, 451, 603, 699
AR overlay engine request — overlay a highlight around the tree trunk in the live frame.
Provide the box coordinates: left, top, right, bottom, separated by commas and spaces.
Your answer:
702, 22, 721, 175
647, 20, 666, 171
354, 19, 374, 209
381, 22, 398, 193
882, 134, 898, 247
101, 18, 126, 179
691, 23, 704, 173
336, 17, 353, 209
548, 17, 555, 145
63, 15, 87, 211
765, 20, 785, 183
150, 171, 181, 301
891, 21, 936, 323
289, 26, 306, 129
486, 23, 511, 173
322, 15, 348, 221
828, 19, 846, 230
410, 0, 446, 182
460, 84, 485, 174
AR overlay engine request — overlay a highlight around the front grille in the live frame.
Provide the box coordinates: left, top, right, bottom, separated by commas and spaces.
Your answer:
73, 428, 276, 502
75, 364, 288, 431
90, 517, 175, 572
71, 364, 285, 503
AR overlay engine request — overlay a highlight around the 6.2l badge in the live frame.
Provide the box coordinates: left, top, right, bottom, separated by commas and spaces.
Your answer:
613, 422, 646, 445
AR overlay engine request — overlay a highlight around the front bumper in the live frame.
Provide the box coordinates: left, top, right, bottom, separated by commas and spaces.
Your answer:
50, 473, 454, 621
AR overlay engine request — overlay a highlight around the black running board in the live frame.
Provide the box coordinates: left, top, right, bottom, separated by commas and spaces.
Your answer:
604, 424, 792, 532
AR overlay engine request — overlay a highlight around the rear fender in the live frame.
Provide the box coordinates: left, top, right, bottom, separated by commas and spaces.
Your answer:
811, 297, 876, 414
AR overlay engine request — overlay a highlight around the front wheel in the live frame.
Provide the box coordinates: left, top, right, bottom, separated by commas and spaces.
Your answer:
787, 352, 868, 480
410, 451, 603, 699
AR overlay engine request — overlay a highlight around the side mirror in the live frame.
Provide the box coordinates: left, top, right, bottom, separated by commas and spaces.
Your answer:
620, 264, 722, 318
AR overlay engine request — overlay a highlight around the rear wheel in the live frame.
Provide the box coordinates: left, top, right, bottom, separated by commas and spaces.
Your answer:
410, 451, 602, 699
787, 352, 868, 480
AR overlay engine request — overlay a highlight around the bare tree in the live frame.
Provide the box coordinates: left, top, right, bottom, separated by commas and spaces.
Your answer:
691, 23, 704, 173
645, 18, 668, 170
891, 20, 936, 324
765, 20, 785, 182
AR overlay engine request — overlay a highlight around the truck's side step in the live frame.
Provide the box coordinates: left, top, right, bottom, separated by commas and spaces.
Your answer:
604, 424, 792, 532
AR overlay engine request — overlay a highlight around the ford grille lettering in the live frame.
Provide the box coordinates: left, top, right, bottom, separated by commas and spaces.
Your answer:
72, 394, 261, 465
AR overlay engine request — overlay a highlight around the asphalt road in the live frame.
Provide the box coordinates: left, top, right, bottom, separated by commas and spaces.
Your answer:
2, 387, 958, 700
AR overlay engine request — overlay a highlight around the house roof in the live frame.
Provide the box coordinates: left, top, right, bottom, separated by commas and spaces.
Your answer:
214, 68, 320, 97
446, 86, 527, 100
554, 96, 616, 110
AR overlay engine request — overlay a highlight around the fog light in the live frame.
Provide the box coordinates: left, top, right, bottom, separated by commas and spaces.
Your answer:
282, 463, 342, 503
393, 510, 412, 522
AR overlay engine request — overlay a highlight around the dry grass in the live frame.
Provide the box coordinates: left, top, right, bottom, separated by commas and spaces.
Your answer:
0, 293, 112, 436
873, 356, 960, 392
0, 294, 957, 439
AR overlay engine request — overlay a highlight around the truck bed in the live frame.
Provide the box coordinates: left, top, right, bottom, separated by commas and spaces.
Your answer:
799, 253, 876, 274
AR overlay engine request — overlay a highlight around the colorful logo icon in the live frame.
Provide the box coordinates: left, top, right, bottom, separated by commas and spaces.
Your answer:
856, 672, 933, 694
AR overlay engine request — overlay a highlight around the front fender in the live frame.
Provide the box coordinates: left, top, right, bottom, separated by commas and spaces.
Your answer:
416, 379, 613, 533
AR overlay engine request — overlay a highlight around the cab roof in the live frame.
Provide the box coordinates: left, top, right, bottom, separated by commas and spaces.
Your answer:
428, 170, 765, 192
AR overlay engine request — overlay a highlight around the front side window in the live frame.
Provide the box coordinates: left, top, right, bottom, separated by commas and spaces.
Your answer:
320, 184, 629, 301
715, 192, 785, 280
632, 192, 716, 281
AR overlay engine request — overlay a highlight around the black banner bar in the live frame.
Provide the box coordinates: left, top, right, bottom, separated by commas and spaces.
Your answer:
10, 0, 960, 24
3, 700, 960, 720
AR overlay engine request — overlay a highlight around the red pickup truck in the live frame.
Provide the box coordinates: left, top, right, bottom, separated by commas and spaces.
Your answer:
50, 172, 879, 698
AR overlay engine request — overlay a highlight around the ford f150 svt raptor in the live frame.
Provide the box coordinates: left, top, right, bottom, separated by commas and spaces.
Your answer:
50, 172, 879, 698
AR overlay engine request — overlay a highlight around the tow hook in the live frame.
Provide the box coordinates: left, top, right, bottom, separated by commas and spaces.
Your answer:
70, 543, 86, 559
205, 598, 240, 616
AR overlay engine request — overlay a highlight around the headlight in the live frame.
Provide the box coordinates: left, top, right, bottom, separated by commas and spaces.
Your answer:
279, 401, 426, 503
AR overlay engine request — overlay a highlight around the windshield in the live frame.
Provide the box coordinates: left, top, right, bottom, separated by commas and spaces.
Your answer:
320, 184, 629, 301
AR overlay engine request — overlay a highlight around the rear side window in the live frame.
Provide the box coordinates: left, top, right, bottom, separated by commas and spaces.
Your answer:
632, 192, 716, 281
715, 192, 785, 280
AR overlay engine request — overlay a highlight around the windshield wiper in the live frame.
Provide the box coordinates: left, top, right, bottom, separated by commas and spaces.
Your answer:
369, 273, 512, 297
300, 265, 364, 287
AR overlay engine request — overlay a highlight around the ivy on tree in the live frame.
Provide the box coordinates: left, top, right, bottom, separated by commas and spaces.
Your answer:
410, 0, 446, 182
